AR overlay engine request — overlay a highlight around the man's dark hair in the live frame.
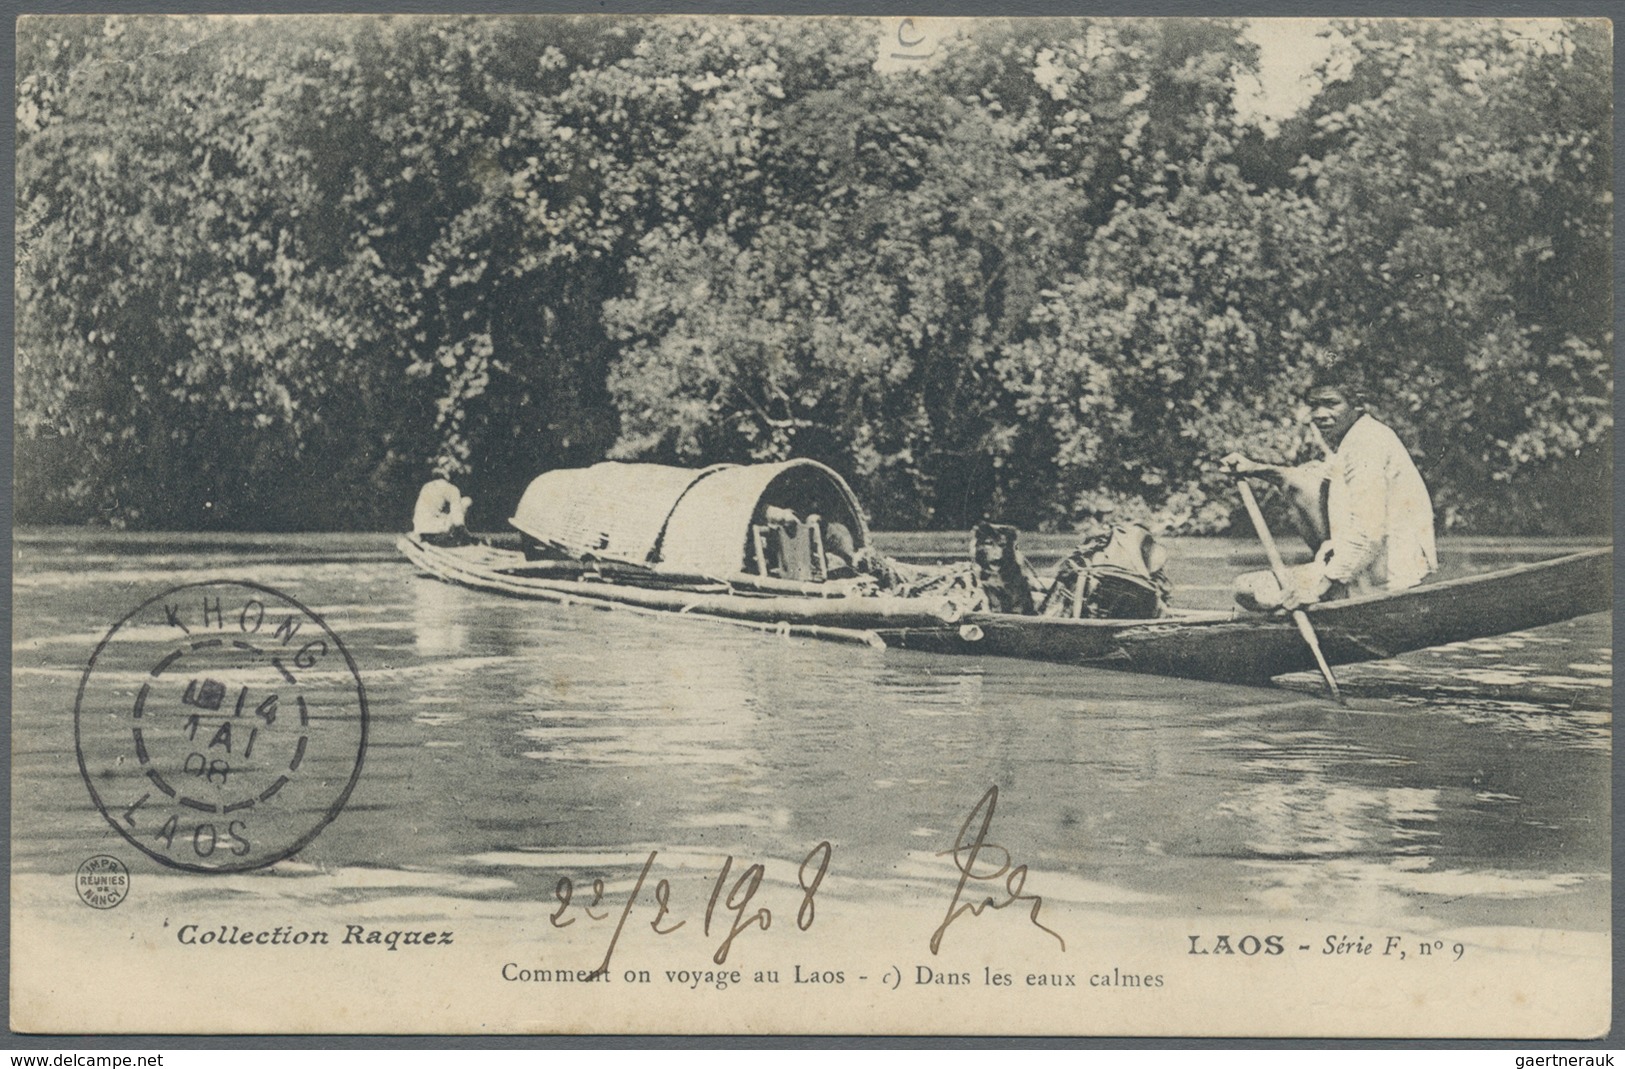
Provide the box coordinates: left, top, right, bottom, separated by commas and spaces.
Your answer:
1306, 364, 1368, 406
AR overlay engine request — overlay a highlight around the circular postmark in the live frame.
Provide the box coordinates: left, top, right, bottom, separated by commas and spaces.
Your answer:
75, 581, 368, 873
76, 854, 130, 909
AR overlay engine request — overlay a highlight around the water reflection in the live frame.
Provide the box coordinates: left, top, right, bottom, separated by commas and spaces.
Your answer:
1220, 779, 1440, 860
410, 578, 470, 659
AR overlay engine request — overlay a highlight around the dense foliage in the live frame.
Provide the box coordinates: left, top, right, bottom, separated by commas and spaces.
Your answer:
17, 16, 1612, 533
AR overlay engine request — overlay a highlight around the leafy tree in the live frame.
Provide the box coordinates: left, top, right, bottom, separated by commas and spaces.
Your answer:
1283, 19, 1612, 532
18, 16, 636, 528
18, 17, 378, 528
15, 15, 1611, 535
601, 19, 1279, 529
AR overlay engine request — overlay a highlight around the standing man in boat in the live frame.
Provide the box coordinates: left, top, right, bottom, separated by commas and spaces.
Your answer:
1222, 367, 1437, 611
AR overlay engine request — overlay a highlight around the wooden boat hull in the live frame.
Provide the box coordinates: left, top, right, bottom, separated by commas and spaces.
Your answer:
883, 548, 1613, 683
398, 535, 961, 641
402, 536, 1611, 685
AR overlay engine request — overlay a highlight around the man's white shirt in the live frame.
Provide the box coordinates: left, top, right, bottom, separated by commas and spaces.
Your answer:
1319, 414, 1437, 593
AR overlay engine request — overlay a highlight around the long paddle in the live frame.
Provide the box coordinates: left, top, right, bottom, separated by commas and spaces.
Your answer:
1235, 478, 1346, 705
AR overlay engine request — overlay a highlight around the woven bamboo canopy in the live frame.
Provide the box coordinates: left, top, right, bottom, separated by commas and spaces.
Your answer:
509, 460, 870, 578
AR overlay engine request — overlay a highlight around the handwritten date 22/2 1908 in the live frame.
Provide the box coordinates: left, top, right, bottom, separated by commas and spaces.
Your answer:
549, 784, 1060, 976
551, 841, 833, 975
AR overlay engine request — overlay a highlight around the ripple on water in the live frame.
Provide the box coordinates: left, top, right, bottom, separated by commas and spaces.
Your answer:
517, 723, 758, 769
1567, 662, 1611, 675
150, 864, 516, 902
1454, 668, 1538, 685
1243, 857, 1596, 919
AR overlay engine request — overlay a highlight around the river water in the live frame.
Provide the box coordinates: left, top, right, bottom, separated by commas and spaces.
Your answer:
10, 531, 1612, 1035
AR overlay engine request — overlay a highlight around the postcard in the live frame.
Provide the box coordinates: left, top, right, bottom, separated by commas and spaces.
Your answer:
12, 13, 1612, 1037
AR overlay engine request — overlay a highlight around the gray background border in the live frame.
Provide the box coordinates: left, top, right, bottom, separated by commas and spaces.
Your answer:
1, 0, 1618, 1049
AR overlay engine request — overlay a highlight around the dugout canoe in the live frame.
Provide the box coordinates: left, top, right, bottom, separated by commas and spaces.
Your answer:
400, 534, 1611, 685
880, 547, 1612, 683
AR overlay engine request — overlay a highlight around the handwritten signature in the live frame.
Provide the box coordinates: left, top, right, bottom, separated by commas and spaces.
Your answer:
930, 785, 1065, 954
550, 842, 832, 976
